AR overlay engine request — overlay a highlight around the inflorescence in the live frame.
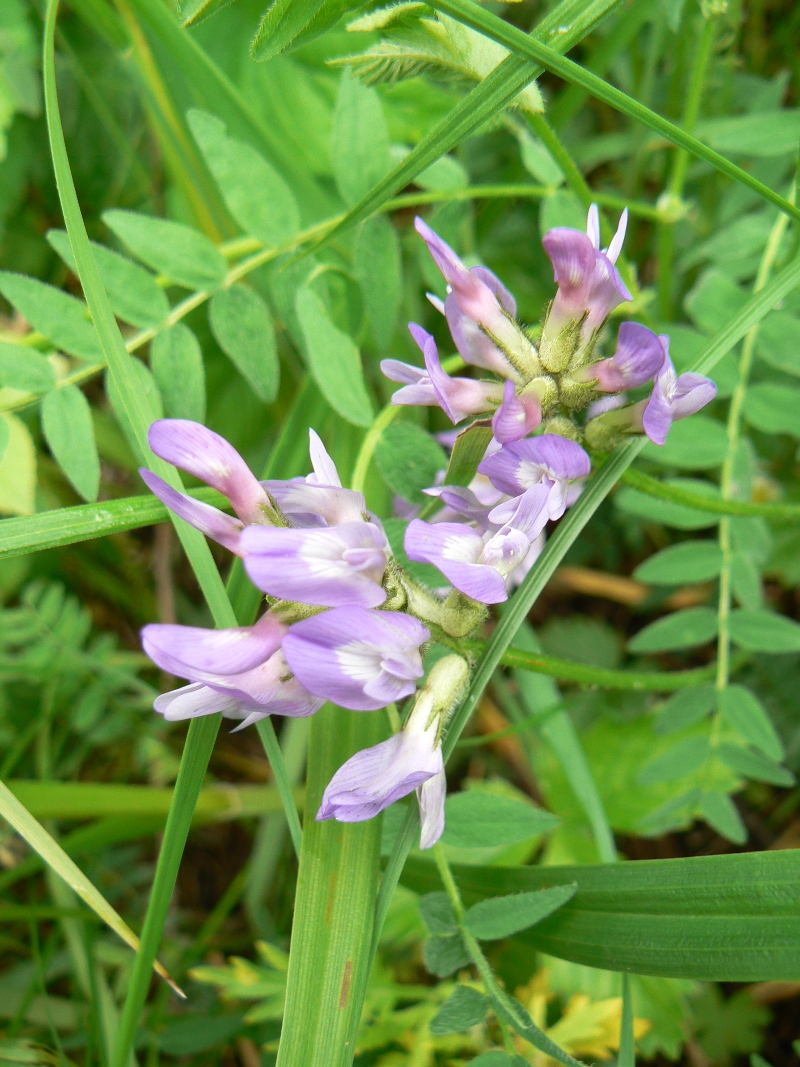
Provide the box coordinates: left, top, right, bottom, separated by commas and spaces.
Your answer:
140, 207, 716, 848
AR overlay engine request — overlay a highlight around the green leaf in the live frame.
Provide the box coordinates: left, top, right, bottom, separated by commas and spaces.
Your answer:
0, 342, 56, 392
642, 415, 729, 470
209, 285, 280, 404
730, 551, 763, 610
0, 271, 102, 362
0, 414, 36, 516
468, 1055, 529, 1067
728, 609, 800, 652
654, 686, 716, 734
374, 422, 447, 504
442, 791, 559, 849
717, 743, 794, 787
295, 287, 373, 426
638, 737, 711, 786
755, 311, 800, 377
718, 686, 783, 760
102, 210, 226, 291
402, 848, 800, 980
444, 420, 494, 487
616, 477, 720, 529
743, 383, 800, 437
40, 385, 100, 502
150, 324, 206, 422
464, 884, 576, 941
419, 891, 458, 935
697, 110, 800, 157
423, 932, 471, 977
518, 129, 563, 185
250, 0, 342, 62
47, 229, 168, 329
685, 270, 747, 334
106, 359, 163, 454
332, 70, 391, 206
430, 986, 489, 1035
177, 0, 237, 27
634, 540, 722, 585
628, 607, 718, 653
187, 110, 300, 247
0, 417, 8, 464
698, 791, 747, 845
354, 215, 401, 349
539, 190, 585, 235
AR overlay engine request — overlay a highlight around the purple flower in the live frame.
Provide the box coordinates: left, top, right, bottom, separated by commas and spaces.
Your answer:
241, 521, 389, 608
417, 769, 446, 849
383, 326, 504, 424
148, 420, 272, 526
578, 322, 665, 392
143, 612, 323, 726
380, 359, 437, 407
282, 607, 429, 711
415, 217, 536, 377
491, 379, 542, 444
641, 342, 717, 446
139, 469, 247, 555
263, 430, 366, 528
405, 484, 550, 604
317, 713, 443, 823
478, 434, 591, 524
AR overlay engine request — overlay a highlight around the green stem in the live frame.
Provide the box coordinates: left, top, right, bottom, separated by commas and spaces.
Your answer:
620, 468, 800, 520
255, 719, 303, 858
657, 14, 716, 318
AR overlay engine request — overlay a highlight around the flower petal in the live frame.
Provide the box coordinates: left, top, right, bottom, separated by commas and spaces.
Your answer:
418, 768, 447, 849
148, 420, 269, 525
139, 469, 244, 554
491, 380, 542, 444
307, 429, 342, 488
142, 612, 286, 677
405, 520, 508, 603
154, 682, 242, 721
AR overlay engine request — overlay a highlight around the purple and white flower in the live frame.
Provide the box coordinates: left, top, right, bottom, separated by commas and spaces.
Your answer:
576, 321, 664, 392
640, 341, 717, 445
478, 434, 591, 525
383, 325, 504, 425
143, 612, 323, 727
415, 217, 537, 378
405, 484, 551, 604
241, 521, 389, 608
491, 379, 542, 444
282, 607, 429, 711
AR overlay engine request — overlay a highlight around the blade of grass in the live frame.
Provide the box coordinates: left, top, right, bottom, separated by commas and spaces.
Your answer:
255, 720, 303, 858
619, 973, 635, 1067
0, 782, 180, 993
428, 0, 800, 226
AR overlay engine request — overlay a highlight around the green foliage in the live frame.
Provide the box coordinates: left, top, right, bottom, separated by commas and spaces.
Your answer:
374, 422, 447, 505
209, 284, 279, 404
102, 210, 227, 291
150, 323, 207, 422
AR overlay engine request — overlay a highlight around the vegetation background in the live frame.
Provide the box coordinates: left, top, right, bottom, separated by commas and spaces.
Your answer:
0, 0, 799, 1064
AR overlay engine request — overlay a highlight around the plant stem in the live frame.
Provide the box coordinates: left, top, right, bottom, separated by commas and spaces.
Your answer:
255, 719, 303, 858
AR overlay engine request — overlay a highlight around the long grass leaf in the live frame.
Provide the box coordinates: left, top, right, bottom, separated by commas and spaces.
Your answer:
428, 0, 800, 224
0, 782, 180, 993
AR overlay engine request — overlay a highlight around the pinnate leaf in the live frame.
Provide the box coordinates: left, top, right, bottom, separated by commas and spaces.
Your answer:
151, 324, 206, 423
375, 423, 447, 504
210, 285, 279, 404
333, 70, 391, 205
47, 229, 168, 329
728, 609, 800, 653
188, 110, 299, 247
464, 883, 576, 941
654, 686, 716, 734
419, 891, 458, 935
0, 343, 56, 392
698, 791, 747, 845
41, 386, 100, 503
638, 737, 711, 786
628, 607, 718, 653
0, 272, 102, 362
442, 791, 558, 849
743, 383, 800, 437
718, 685, 783, 760
102, 210, 226, 291
355, 215, 401, 349
423, 932, 470, 977
717, 743, 794, 787
642, 415, 728, 470
295, 287, 373, 426
634, 540, 722, 585
430, 986, 489, 1035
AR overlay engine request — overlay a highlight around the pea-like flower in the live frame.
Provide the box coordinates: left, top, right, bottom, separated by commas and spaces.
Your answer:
575, 321, 665, 392
477, 434, 591, 526
641, 346, 717, 445
282, 607, 429, 711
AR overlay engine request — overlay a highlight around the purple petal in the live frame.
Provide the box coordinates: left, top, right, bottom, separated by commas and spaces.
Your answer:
139, 469, 244, 553
142, 612, 287, 677
241, 521, 388, 607
154, 682, 242, 721
491, 380, 541, 444
444, 292, 517, 377
307, 429, 341, 488
409, 324, 502, 423
283, 608, 428, 711
542, 228, 596, 312
487, 482, 551, 536
670, 373, 718, 420
264, 479, 366, 527
585, 254, 632, 328
414, 218, 500, 325
317, 730, 442, 823
405, 520, 508, 603
478, 435, 591, 496
418, 768, 446, 849
148, 420, 269, 525
471, 265, 516, 317
592, 322, 665, 391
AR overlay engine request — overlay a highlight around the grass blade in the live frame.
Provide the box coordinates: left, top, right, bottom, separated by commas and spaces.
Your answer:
0, 781, 180, 993
428, 0, 800, 225
255, 719, 303, 858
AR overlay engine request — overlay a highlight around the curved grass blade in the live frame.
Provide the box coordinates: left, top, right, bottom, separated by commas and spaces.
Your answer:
428, 0, 800, 226
0, 782, 181, 995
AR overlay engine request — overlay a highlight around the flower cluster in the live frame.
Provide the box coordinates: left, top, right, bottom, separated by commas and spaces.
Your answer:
139, 206, 717, 849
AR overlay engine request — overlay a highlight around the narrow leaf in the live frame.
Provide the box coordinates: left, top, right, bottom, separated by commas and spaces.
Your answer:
442, 791, 558, 849
638, 737, 711, 786
728, 609, 800, 653
209, 285, 279, 404
444, 420, 494, 486
718, 685, 783, 760
464, 884, 576, 941
716, 743, 795, 787
628, 607, 718, 653
332, 69, 391, 206
295, 287, 373, 426
0, 343, 56, 392
102, 209, 226, 291
654, 686, 716, 734
188, 110, 299, 247
698, 792, 747, 845
41, 385, 100, 502
354, 215, 401, 349
151, 324, 206, 422
634, 540, 722, 585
